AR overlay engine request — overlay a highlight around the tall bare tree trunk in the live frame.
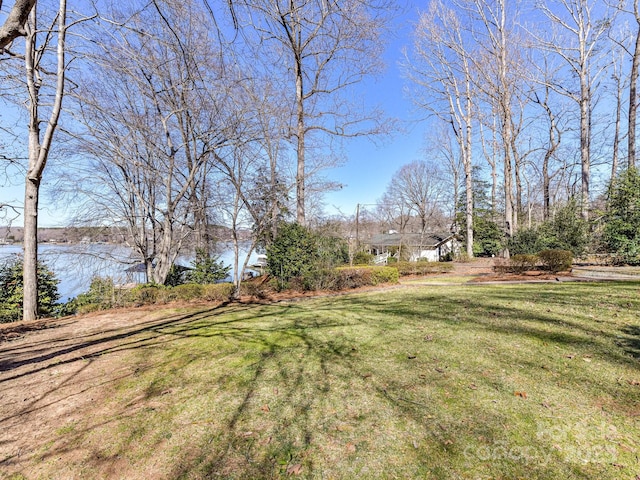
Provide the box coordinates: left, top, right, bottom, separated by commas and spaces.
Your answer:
22, 0, 66, 321
613, 67, 623, 182
464, 154, 473, 258
580, 74, 590, 220
22, 176, 40, 321
295, 55, 306, 225
464, 88, 473, 258
536, 0, 609, 221
629, 3, 640, 169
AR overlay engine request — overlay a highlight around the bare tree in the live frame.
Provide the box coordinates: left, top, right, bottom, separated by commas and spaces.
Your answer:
610, 42, 627, 181
20, 0, 67, 321
65, 0, 237, 285
536, 0, 613, 220
622, 0, 640, 168
478, 118, 498, 216
380, 160, 447, 235
424, 123, 463, 219
241, 0, 393, 225
470, 0, 532, 238
377, 189, 412, 235
533, 83, 564, 220
206, 76, 294, 296
610, 0, 640, 169
405, 0, 475, 257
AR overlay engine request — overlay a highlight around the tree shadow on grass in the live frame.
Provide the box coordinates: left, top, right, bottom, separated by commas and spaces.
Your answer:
619, 325, 640, 359
1, 285, 636, 479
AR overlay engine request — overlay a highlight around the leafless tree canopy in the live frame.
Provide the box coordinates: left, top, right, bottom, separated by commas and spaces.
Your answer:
238, 0, 395, 225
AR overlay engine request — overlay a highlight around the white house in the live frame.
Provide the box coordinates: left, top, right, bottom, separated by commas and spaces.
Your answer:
367, 231, 460, 262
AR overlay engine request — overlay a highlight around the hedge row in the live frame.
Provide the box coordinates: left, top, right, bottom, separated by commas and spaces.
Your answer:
393, 261, 454, 276
494, 249, 573, 274
335, 266, 399, 286
281, 265, 399, 292
72, 261, 448, 314
128, 283, 235, 305
73, 282, 235, 314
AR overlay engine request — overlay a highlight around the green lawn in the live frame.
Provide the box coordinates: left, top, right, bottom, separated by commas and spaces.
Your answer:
34, 283, 640, 479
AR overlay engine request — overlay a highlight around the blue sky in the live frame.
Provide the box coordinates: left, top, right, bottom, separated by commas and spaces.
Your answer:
1, 0, 424, 228
321, 1, 426, 219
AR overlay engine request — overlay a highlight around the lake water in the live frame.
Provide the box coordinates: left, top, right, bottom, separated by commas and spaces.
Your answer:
0, 244, 259, 302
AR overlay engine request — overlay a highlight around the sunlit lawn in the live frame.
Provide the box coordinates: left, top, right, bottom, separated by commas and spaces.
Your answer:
32, 282, 640, 479
400, 275, 476, 284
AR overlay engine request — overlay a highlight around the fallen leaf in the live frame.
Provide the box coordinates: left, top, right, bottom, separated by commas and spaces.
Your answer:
412, 440, 419, 449
444, 439, 454, 445
424, 335, 433, 341
435, 367, 445, 373
286, 463, 302, 475
628, 379, 640, 386
565, 354, 575, 359
261, 404, 270, 412
514, 391, 528, 399
346, 442, 356, 453
241, 431, 253, 437
583, 358, 592, 362
469, 383, 478, 390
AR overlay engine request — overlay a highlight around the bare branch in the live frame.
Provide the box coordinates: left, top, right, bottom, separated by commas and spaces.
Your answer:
0, 0, 36, 50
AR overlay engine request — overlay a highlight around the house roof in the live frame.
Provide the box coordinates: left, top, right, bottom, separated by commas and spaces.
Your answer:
368, 232, 454, 248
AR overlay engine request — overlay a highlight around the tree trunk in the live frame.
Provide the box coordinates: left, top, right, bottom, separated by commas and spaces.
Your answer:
464, 69, 473, 259
295, 46, 306, 226
613, 69, 622, 183
514, 153, 522, 219
580, 74, 590, 220
270, 155, 279, 241
629, 15, 640, 169
22, 176, 39, 321
23, 0, 67, 320
543, 152, 550, 220
152, 217, 177, 285
464, 156, 473, 259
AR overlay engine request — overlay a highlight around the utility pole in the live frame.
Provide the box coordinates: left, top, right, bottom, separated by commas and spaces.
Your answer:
355, 203, 360, 250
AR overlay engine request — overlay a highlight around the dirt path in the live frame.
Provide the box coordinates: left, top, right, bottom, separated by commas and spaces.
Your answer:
0, 306, 227, 478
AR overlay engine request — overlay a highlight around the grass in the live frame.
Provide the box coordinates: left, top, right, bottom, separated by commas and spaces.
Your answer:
16, 282, 640, 479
